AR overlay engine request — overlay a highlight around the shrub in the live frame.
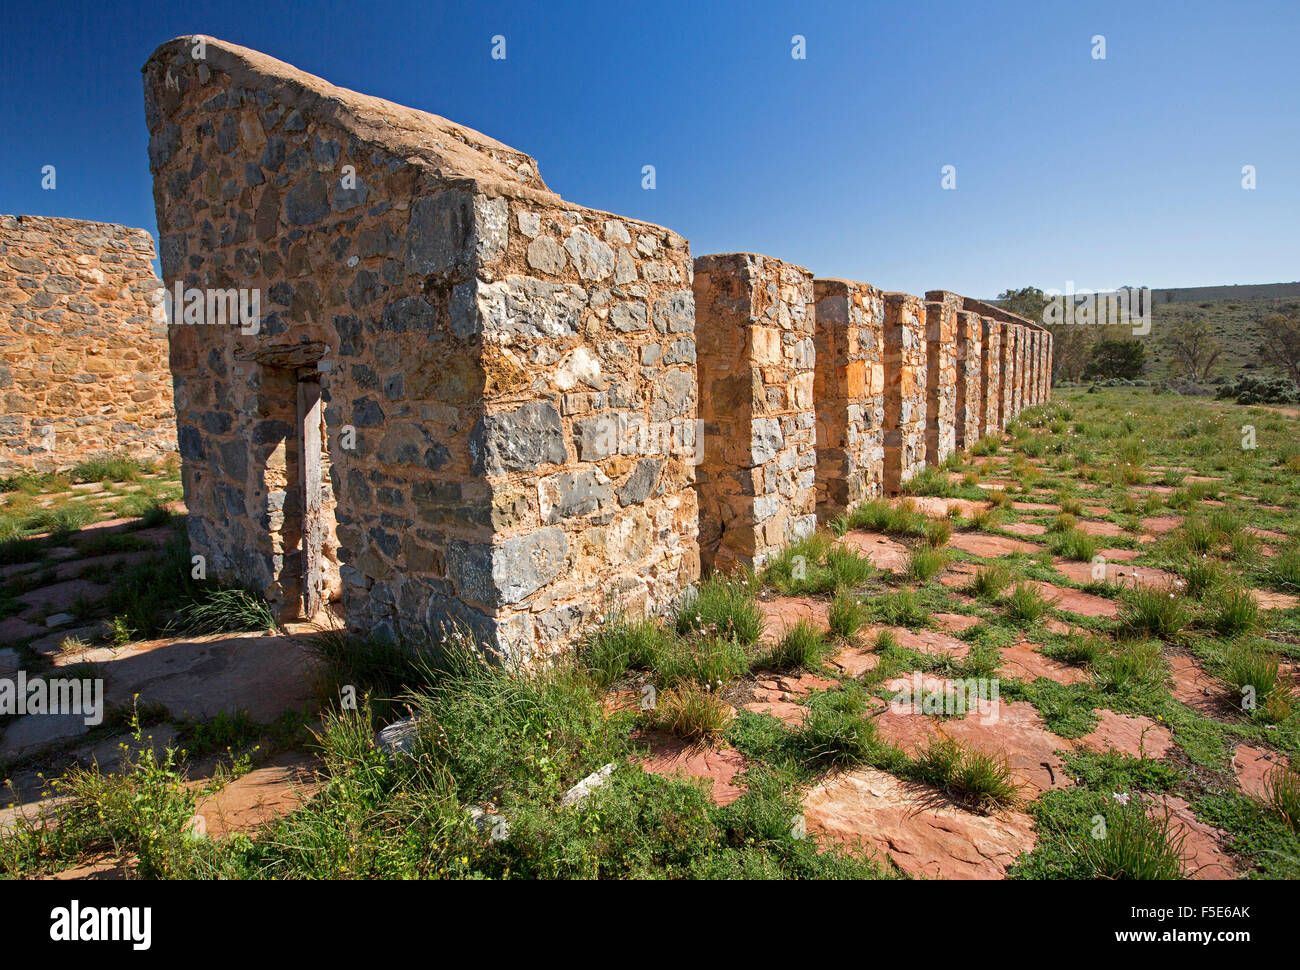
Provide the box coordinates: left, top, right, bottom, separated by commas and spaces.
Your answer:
795, 687, 882, 768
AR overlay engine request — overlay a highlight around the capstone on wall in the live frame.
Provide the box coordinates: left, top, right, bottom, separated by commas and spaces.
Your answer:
693, 254, 816, 570
811, 278, 885, 518
0, 215, 175, 471
143, 36, 697, 660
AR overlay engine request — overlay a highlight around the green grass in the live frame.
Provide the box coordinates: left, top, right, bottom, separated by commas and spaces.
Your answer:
911, 737, 1022, 813
1002, 581, 1053, 622
676, 572, 763, 645
762, 619, 829, 672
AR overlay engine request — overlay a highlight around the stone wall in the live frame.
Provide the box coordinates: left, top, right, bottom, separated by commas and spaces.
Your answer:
881, 293, 927, 494
811, 278, 885, 517
143, 36, 697, 661
979, 317, 1001, 437
694, 253, 816, 571
954, 309, 982, 450
922, 291, 958, 466
0, 214, 175, 471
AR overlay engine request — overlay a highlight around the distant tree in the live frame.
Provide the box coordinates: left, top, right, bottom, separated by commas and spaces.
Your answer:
1259, 312, 1300, 385
1161, 317, 1222, 380
997, 286, 1047, 324
1083, 339, 1146, 381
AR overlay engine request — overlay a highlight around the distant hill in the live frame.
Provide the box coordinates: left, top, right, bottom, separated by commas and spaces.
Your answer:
989, 282, 1300, 381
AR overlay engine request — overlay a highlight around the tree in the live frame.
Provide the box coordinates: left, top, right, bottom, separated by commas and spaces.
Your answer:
997, 286, 1047, 325
1083, 339, 1146, 381
1161, 316, 1222, 380
1259, 312, 1300, 385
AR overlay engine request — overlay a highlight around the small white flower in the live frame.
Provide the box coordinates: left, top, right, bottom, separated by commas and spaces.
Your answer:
1113, 792, 1130, 806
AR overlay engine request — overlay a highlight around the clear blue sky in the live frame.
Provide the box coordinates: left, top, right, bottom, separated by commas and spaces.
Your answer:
2, 0, 1296, 297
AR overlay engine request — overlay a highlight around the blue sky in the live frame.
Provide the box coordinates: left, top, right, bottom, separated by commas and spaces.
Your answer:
2, 0, 1296, 297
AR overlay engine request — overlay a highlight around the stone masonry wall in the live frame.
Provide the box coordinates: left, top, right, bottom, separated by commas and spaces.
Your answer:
693, 253, 816, 571
922, 291, 958, 465
812, 278, 885, 516
954, 309, 982, 450
882, 293, 927, 493
143, 36, 697, 661
0, 215, 175, 471
996, 322, 1014, 428
978, 317, 1000, 438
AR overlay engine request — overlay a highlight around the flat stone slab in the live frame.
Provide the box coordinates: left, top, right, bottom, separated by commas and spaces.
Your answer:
1168, 654, 1227, 715
1140, 516, 1182, 534
1154, 795, 1237, 880
932, 612, 981, 633
1011, 501, 1058, 512
1075, 519, 1128, 539
1251, 589, 1299, 610
758, 597, 830, 640
1053, 558, 1178, 589
18, 578, 107, 614
1028, 581, 1119, 618
802, 767, 1037, 879
874, 698, 1070, 796
948, 533, 1041, 557
193, 752, 320, 838
1077, 710, 1173, 758
879, 625, 971, 660
998, 642, 1088, 685
830, 645, 880, 678
1231, 744, 1289, 800
893, 497, 990, 519
838, 532, 909, 573
639, 735, 746, 806
1003, 522, 1047, 537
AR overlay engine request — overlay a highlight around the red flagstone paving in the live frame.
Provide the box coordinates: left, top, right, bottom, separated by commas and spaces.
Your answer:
1077, 710, 1173, 758
932, 612, 982, 633
639, 735, 747, 806
1167, 654, 1227, 715
802, 767, 1037, 879
758, 596, 830, 640
948, 533, 1041, 557
998, 642, 1088, 685
1231, 744, 1290, 800
1053, 558, 1179, 589
838, 531, 909, 572
1003, 521, 1047, 537
1027, 581, 1119, 618
1154, 795, 1237, 880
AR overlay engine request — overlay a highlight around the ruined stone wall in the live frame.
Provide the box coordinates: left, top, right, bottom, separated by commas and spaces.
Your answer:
922, 291, 958, 466
144, 36, 697, 660
882, 293, 927, 493
812, 278, 885, 516
694, 254, 816, 571
0, 215, 175, 472
979, 317, 1001, 438
954, 309, 982, 450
